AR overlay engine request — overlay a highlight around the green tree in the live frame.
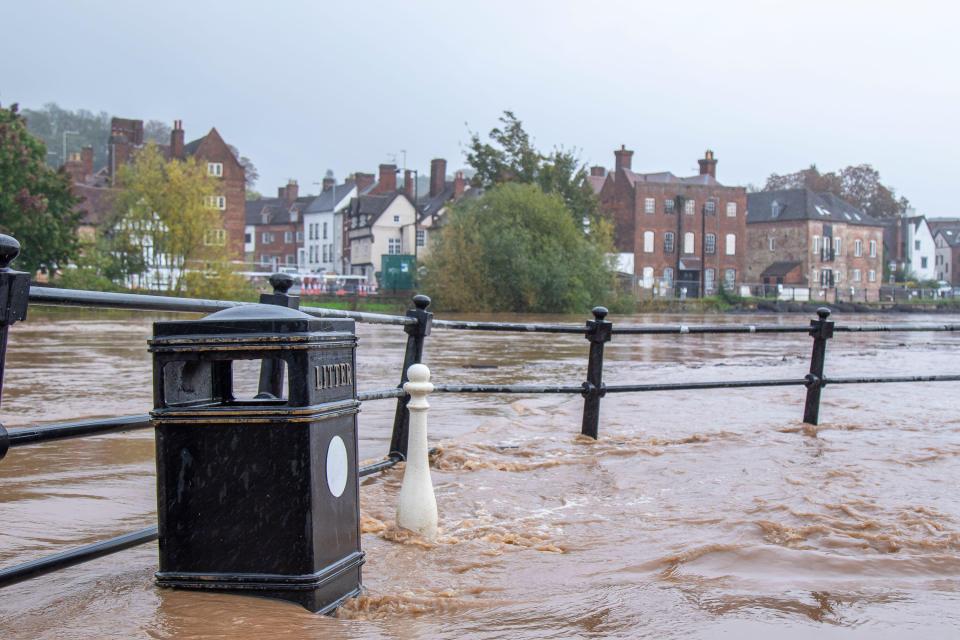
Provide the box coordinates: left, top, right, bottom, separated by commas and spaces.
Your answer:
112, 143, 244, 297
21, 102, 112, 169
423, 183, 614, 313
763, 164, 909, 220
0, 103, 81, 274
465, 111, 598, 221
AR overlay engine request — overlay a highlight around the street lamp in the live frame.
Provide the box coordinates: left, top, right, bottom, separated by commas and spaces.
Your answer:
395, 167, 420, 287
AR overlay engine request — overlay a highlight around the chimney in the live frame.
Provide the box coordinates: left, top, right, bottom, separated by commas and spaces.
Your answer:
453, 171, 466, 199
404, 169, 415, 200
590, 166, 606, 177
429, 158, 447, 197
81, 146, 94, 178
354, 172, 375, 194
279, 179, 298, 205
64, 152, 85, 182
698, 149, 717, 179
614, 145, 633, 173
375, 163, 397, 194
170, 120, 185, 160
322, 176, 336, 191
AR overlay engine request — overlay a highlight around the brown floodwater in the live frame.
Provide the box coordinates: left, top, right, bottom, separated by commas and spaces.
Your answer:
1, 307, 959, 639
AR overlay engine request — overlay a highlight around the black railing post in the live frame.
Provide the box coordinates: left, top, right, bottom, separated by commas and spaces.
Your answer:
257, 273, 299, 398
581, 306, 612, 439
389, 294, 432, 458
0, 235, 31, 460
803, 307, 834, 425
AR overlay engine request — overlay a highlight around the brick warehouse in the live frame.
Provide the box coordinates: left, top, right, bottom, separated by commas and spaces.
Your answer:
746, 189, 885, 299
595, 147, 747, 296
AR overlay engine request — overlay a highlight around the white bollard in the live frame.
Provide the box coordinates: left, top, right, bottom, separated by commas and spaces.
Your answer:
396, 363, 438, 540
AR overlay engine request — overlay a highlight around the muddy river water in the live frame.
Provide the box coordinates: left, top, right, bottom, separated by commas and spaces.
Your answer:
0, 307, 959, 639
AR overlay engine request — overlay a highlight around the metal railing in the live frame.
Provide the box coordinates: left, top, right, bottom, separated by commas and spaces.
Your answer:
1, 232, 959, 589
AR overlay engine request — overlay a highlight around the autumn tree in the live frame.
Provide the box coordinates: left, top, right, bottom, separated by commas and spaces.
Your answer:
0, 103, 80, 274
112, 143, 250, 297
465, 111, 598, 222
423, 183, 615, 313
764, 164, 909, 220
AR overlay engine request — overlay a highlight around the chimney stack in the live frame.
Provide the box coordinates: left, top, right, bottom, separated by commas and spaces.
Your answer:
404, 169, 416, 200
170, 120, 185, 160
322, 176, 336, 191
453, 171, 466, 199
698, 149, 717, 179
278, 179, 298, 205
81, 146, 94, 178
375, 163, 397, 194
590, 166, 606, 177
614, 145, 633, 173
354, 172, 375, 194
429, 158, 447, 198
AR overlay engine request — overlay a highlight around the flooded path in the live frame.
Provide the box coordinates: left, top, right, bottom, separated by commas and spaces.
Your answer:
1, 307, 959, 639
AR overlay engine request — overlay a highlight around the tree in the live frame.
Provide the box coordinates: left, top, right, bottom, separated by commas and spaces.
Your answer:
112, 143, 244, 296
763, 164, 909, 220
465, 111, 598, 221
143, 120, 171, 145
21, 102, 111, 169
423, 183, 615, 313
0, 103, 81, 274
228, 144, 259, 189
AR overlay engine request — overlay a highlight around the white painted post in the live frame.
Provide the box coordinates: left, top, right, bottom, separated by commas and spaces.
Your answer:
396, 363, 438, 539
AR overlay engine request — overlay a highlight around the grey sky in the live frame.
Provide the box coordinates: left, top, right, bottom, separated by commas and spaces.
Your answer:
2, 1, 957, 213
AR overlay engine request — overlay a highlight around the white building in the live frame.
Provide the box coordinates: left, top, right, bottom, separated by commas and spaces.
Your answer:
902, 215, 937, 281
302, 177, 357, 274
347, 192, 418, 283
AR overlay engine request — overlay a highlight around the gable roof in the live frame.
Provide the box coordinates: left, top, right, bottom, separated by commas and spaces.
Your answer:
304, 180, 356, 214
622, 169, 722, 187
936, 226, 960, 247
245, 196, 311, 225
587, 174, 606, 194
747, 189, 882, 227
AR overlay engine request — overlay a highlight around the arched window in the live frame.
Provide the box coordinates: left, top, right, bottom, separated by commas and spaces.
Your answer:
663, 267, 674, 286
725, 233, 736, 255
705, 268, 716, 293
643, 230, 654, 253
683, 232, 695, 254
664, 232, 675, 253
642, 266, 654, 288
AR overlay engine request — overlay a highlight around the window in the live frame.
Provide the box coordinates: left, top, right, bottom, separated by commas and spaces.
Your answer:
322, 245, 328, 262
811, 269, 818, 284
394, 215, 400, 223
296, 231, 303, 242
921, 256, 929, 269
284, 231, 293, 244
725, 233, 736, 256
683, 231, 695, 254
416, 229, 426, 247
204, 195, 226, 210
643, 230, 654, 253
642, 266, 654, 288
644, 198, 655, 214
286, 255, 296, 266
322, 222, 328, 239
771, 200, 781, 218
664, 199, 675, 215
684, 199, 695, 215
260, 254, 272, 266
868, 269, 876, 282
724, 269, 736, 287
244, 232, 252, 243
203, 229, 226, 246
726, 202, 737, 217
812, 236, 820, 256
915, 239, 921, 251
705, 233, 716, 254
835, 270, 842, 284
834, 237, 842, 257
768, 237, 776, 252
704, 200, 716, 215
663, 268, 674, 286
855, 239, 863, 257
388, 238, 401, 255
853, 269, 861, 282
663, 232, 675, 253
705, 268, 716, 293
261, 232, 275, 244
207, 162, 223, 177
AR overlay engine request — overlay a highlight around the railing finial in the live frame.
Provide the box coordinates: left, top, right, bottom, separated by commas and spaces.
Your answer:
592, 306, 609, 321
268, 272, 294, 294
816, 307, 831, 320
0, 234, 21, 271
413, 294, 431, 310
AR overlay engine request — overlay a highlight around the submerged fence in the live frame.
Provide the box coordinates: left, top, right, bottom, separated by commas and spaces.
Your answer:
1, 233, 959, 590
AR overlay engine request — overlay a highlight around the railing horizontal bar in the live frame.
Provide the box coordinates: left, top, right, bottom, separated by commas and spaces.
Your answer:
825, 374, 960, 384
431, 319, 586, 333
359, 456, 401, 476
613, 324, 810, 335
7, 414, 152, 447
357, 388, 406, 401
0, 526, 158, 589
29, 287, 414, 326
434, 384, 584, 394
832, 324, 959, 333
605, 378, 808, 392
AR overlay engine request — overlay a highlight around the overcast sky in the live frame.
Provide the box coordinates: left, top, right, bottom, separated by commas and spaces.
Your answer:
2, 1, 957, 213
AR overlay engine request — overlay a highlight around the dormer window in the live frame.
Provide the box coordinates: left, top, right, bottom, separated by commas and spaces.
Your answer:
771, 200, 780, 218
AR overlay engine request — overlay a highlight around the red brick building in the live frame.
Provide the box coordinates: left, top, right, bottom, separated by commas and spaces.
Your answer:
245, 180, 309, 271
595, 147, 747, 295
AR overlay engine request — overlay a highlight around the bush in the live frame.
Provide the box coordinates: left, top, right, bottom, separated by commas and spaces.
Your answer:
422, 183, 615, 313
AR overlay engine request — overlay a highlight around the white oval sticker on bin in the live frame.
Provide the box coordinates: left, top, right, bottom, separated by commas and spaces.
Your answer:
326, 436, 348, 498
